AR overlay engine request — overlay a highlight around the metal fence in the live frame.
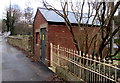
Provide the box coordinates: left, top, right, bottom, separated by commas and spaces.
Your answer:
50, 43, 120, 83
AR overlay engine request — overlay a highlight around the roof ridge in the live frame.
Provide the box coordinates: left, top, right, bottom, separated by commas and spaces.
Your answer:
37, 7, 80, 14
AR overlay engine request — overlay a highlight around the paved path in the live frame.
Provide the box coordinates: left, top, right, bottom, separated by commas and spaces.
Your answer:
1, 37, 54, 81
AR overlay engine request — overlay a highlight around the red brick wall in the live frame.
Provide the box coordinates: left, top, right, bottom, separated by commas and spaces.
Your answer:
48, 25, 76, 48
33, 9, 47, 61
46, 25, 78, 65
45, 25, 106, 65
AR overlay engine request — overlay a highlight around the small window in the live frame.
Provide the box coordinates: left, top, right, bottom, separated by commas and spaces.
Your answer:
36, 32, 39, 44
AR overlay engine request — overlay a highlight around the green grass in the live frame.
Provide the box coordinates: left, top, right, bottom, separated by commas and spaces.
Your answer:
114, 39, 120, 45
113, 52, 120, 61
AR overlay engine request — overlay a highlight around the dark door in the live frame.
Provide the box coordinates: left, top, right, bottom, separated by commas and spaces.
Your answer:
41, 28, 46, 64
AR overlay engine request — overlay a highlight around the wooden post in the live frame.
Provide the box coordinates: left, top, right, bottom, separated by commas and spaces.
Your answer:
57, 44, 60, 66
79, 51, 82, 78
94, 56, 96, 82
50, 43, 53, 67
73, 50, 76, 74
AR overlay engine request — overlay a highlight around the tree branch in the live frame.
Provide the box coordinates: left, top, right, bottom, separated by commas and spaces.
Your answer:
107, 1, 120, 28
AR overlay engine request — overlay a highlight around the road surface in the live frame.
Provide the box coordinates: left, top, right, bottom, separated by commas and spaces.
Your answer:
1, 36, 54, 81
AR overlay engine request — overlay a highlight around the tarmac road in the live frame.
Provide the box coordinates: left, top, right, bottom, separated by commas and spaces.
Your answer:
1, 37, 54, 81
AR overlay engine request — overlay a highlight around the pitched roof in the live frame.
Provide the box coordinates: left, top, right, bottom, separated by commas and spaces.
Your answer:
38, 7, 100, 25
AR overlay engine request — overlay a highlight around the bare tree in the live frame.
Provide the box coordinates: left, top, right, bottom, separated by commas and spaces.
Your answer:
24, 1, 34, 24
42, 0, 120, 61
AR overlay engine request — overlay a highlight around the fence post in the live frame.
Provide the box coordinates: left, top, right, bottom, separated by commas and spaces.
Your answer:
57, 44, 60, 66
86, 54, 89, 66
103, 58, 106, 82
108, 60, 111, 80
115, 64, 117, 82
79, 51, 82, 79
89, 55, 92, 82
73, 50, 76, 74
98, 57, 101, 82
50, 43, 53, 67
94, 56, 97, 82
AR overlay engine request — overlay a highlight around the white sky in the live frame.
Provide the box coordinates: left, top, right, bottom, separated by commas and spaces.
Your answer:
0, 0, 119, 20
0, 0, 65, 20
0, 0, 87, 20
0, 0, 44, 19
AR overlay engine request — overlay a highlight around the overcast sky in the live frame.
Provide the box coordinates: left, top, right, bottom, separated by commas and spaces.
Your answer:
0, 0, 65, 20
0, 0, 44, 19
0, 0, 88, 20
0, 0, 119, 20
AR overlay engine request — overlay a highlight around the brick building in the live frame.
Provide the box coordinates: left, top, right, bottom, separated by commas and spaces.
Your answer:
33, 7, 101, 66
